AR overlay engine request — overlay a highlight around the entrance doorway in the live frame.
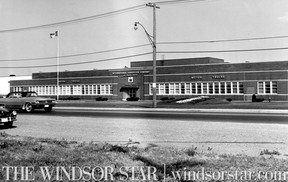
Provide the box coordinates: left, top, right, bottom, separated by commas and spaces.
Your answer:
120, 86, 139, 100
127, 88, 137, 98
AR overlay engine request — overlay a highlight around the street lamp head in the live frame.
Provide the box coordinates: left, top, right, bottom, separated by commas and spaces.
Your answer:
134, 22, 138, 30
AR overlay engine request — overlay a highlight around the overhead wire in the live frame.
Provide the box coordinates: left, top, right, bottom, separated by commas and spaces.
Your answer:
156, 0, 207, 5
158, 47, 288, 54
0, 4, 147, 33
0, 0, 218, 33
0, 52, 153, 69
158, 35, 288, 44
1, 35, 288, 62
0, 44, 150, 62
0, 0, 287, 69
2, 46, 288, 68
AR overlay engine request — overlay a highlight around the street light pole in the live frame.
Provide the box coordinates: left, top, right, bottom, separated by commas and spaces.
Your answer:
135, 3, 159, 108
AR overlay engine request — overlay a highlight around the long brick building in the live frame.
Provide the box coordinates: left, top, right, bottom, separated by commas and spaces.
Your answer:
9, 57, 288, 101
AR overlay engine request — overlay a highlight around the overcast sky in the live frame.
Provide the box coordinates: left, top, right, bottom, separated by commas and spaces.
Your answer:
1, 0, 288, 77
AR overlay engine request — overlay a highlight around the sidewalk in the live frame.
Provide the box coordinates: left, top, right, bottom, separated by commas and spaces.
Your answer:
54, 106, 288, 114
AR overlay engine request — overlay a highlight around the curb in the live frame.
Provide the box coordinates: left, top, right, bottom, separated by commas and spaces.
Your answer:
54, 107, 288, 114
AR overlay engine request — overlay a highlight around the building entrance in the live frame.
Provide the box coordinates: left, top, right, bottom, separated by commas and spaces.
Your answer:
127, 88, 137, 98
120, 86, 139, 100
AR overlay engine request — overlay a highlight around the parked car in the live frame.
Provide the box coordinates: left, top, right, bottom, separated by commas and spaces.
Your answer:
0, 105, 17, 127
0, 91, 56, 112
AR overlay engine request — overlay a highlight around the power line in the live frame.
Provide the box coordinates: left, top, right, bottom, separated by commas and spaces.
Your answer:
158, 35, 288, 45
2, 34, 288, 62
158, 47, 288, 54
0, 52, 152, 69
0, 44, 150, 62
2, 46, 288, 68
156, 0, 207, 5
0, 4, 147, 33
0, 0, 216, 33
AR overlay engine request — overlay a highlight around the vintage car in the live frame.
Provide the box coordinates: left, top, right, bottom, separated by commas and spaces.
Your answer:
0, 105, 17, 127
0, 91, 56, 112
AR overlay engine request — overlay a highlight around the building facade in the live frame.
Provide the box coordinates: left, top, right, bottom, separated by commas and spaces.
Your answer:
9, 57, 288, 101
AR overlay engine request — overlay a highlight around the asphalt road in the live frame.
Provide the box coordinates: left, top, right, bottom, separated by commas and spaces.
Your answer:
1, 108, 288, 156
20, 108, 288, 124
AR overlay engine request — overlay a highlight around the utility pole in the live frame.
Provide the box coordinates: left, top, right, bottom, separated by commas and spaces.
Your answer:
146, 3, 160, 108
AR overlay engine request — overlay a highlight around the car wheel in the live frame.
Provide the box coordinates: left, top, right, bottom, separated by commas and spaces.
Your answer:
25, 103, 34, 113
44, 107, 52, 112
4, 121, 13, 128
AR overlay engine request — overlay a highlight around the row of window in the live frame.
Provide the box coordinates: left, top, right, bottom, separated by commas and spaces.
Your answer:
11, 81, 279, 96
12, 85, 113, 95
258, 81, 277, 94
149, 82, 244, 95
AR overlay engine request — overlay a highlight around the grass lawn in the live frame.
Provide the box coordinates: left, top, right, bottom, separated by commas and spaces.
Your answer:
1, 133, 288, 181
56, 99, 288, 110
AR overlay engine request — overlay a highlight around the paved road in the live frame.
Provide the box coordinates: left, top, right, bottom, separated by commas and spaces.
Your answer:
1, 108, 288, 156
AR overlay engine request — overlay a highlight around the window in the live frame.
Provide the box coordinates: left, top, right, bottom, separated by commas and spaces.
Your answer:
220, 82, 225, 94
100, 85, 105, 95
180, 83, 185, 94
82, 85, 85, 95
208, 83, 213, 94
110, 85, 113, 95
258, 81, 277, 94
272, 81, 277, 94
265, 82, 271, 94
185, 83, 191, 94
70, 86, 73, 95
226, 82, 231, 94
93, 85, 97, 95
258, 82, 264, 94
88, 85, 92, 95
191, 83, 196, 94
196, 83, 201, 94
165, 84, 169, 94
175, 83, 180, 94
169, 83, 175, 94
159, 84, 164, 95
202, 83, 208, 94
105, 85, 109, 94
97, 85, 100, 95
52, 86, 55, 95
214, 82, 219, 94
239, 82, 244, 94
156, 84, 159, 95
85, 85, 89, 95
232, 82, 238, 94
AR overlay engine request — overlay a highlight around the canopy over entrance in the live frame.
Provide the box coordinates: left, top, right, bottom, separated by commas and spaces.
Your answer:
120, 85, 139, 92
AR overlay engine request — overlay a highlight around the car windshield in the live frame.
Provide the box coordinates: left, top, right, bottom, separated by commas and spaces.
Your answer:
7, 93, 22, 98
7, 92, 38, 98
24, 92, 38, 97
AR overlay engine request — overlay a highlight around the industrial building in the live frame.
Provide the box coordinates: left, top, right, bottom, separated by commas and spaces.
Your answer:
9, 57, 288, 101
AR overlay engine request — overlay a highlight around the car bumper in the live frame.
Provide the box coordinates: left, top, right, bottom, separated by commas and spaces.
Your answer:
0, 117, 16, 124
32, 104, 55, 109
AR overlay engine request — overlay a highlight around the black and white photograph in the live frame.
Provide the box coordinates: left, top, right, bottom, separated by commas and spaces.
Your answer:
0, 0, 288, 181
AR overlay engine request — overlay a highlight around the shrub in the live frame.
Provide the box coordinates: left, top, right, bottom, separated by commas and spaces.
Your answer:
260, 149, 281, 156
226, 98, 232, 102
160, 97, 170, 101
185, 147, 197, 156
126, 97, 140, 101
255, 98, 265, 102
61, 96, 80, 100
95, 97, 108, 101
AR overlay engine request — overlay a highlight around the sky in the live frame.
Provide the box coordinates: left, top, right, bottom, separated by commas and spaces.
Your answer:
0, 0, 288, 79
